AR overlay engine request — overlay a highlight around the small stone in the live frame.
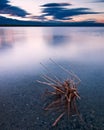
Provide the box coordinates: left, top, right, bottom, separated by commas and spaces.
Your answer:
3, 104, 5, 107
36, 117, 39, 120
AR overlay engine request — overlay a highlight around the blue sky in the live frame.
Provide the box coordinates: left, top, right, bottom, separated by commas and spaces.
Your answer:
0, 0, 104, 25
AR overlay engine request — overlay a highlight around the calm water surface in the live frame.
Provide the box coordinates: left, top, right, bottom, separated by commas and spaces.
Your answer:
0, 27, 104, 76
0, 27, 104, 130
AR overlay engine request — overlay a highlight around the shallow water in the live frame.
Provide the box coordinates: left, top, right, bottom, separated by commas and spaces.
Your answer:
0, 27, 104, 130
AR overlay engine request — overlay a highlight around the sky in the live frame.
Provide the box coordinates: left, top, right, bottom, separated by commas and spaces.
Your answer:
0, 0, 104, 25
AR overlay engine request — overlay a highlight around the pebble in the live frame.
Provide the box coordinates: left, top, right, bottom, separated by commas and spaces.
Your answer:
3, 103, 5, 107
36, 117, 39, 120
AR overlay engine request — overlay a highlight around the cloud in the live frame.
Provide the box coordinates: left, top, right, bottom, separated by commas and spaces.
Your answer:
93, 0, 104, 2
0, 0, 30, 17
41, 3, 71, 7
41, 3, 101, 20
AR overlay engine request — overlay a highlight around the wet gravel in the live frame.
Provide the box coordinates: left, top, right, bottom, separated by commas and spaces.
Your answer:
0, 66, 104, 130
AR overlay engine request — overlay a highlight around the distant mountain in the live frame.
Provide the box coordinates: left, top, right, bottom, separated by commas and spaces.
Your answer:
0, 16, 43, 26
0, 16, 104, 26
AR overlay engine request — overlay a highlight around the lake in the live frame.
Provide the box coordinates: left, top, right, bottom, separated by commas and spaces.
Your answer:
0, 27, 104, 130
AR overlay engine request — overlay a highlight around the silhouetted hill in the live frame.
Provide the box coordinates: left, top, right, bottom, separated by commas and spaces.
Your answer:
0, 16, 104, 26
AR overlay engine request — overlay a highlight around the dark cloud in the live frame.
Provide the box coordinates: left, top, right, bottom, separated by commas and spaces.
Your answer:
42, 6, 71, 20
42, 3, 71, 7
41, 3, 101, 20
0, 0, 9, 5
0, 0, 30, 17
93, 0, 104, 2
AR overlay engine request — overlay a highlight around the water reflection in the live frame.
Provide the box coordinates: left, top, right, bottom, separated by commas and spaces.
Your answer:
43, 27, 69, 46
0, 27, 104, 76
0, 29, 14, 50
0, 28, 25, 52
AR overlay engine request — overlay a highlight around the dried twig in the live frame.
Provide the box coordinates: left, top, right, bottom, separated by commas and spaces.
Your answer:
37, 60, 81, 126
